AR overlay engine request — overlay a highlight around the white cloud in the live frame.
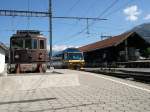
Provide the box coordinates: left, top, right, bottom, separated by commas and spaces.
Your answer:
123, 5, 141, 21
47, 45, 79, 52
144, 14, 150, 20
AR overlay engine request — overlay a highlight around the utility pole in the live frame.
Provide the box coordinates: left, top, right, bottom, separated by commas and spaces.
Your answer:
49, 0, 52, 66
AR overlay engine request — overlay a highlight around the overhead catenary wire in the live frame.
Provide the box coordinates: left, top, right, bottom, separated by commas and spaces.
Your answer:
61, 0, 82, 37
103, 0, 133, 18
97, 0, 119, 18
83, 0, 99, 16
91, 0, 133, 38
60, 23, 130, 45
65, 0, 119, 43
60, 0, 134, 45
64, 0, 81, 16
55, 0, 103, 43
58, 0, 119, 44
64, 0, 102, 36
80, 0, 120, 32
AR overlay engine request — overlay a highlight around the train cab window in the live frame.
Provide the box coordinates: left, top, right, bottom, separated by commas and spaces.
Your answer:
11, 39, 23, 49
40, 40, 45, 49
68, 53, 83, 60
32, 39, 38, 49
64, 53, 68, 60
25, 39, 32, 49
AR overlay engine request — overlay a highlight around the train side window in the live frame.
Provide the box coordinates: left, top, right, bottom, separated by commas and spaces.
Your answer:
25, 39, 32, 49
32, 39, 37, 49
64, 53, 68, 60
40, 40, 45, 49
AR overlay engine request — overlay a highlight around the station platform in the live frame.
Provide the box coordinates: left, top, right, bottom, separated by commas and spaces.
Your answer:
0, 69, 150, 112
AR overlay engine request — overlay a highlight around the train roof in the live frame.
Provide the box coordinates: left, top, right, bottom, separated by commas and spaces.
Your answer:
53, 48, 82, 56
11, 30, 45, 39
63, 48, 81, 53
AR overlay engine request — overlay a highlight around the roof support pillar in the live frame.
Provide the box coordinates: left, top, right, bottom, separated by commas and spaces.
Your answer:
125, 40, 128, 61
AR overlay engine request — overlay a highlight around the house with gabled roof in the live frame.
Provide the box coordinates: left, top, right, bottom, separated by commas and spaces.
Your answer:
79, 32, 150, 67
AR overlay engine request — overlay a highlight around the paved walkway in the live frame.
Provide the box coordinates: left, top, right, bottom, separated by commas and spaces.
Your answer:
0, 69, 150, 112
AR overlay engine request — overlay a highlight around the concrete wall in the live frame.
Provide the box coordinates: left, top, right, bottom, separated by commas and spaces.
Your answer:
0, 48, 5, 74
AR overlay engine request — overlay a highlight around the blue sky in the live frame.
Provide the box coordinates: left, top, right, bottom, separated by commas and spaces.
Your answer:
0, 0, 150, 51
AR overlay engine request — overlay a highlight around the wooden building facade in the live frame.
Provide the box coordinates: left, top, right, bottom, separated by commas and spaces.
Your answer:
79, 32, 150, 67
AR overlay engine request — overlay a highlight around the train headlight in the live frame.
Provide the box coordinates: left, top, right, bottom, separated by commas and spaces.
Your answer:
39, 53, 44, 59
15, 55, 20, 59
70, 62, 72, 65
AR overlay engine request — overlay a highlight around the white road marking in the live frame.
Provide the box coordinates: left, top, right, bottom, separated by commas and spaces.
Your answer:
89, 73, 150, 93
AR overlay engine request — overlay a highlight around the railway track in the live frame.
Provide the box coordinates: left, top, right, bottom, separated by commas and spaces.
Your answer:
82, 68, 150, 82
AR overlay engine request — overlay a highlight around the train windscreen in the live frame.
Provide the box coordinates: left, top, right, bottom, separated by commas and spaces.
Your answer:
11, 39, 23, 49
11, 39, 38, 49
25, 39, 32, 49
67, 53, 83, 60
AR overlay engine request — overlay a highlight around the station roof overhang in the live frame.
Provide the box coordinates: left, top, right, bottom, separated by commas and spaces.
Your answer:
79, 32, 150, 53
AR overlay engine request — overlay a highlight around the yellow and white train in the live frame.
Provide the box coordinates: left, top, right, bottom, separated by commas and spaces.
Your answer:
52, 48, 85, 69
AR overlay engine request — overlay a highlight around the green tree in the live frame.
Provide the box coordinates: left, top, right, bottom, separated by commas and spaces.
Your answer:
143, 47, 150, 58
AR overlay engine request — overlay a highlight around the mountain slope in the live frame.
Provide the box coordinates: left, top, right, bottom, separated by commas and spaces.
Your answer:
131, 23, 150, 42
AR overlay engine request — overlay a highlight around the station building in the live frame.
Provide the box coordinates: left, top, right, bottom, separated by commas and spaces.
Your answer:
79, 32, 150, 67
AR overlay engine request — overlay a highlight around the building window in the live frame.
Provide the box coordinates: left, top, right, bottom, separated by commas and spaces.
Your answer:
40, 40, 45, 49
